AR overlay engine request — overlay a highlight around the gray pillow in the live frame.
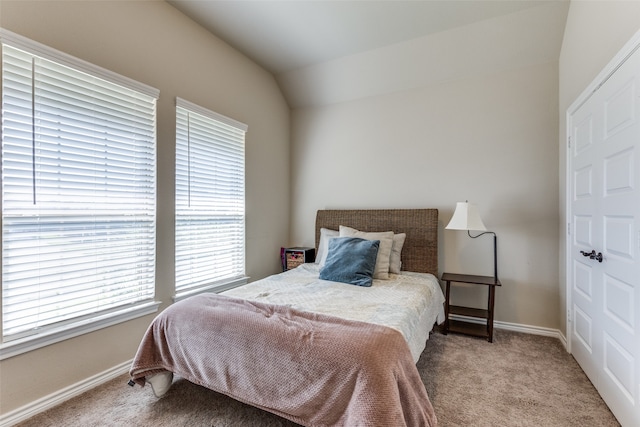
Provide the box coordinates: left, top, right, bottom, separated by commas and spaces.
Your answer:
319, 237, 380, 287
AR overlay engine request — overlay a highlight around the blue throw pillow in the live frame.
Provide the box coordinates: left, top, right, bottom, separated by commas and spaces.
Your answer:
319, 237, 380, 287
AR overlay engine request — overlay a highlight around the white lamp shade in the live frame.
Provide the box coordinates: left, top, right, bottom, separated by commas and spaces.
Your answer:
446, 202, 487, 231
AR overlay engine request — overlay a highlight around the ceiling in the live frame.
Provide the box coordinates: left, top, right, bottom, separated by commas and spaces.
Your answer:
167, 0, 562, 74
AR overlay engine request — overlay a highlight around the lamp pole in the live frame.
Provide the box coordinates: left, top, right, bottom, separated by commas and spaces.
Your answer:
468, 230, 498, 282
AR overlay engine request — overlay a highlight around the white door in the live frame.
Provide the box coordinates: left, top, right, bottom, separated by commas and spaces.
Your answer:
568, 42, 640, 427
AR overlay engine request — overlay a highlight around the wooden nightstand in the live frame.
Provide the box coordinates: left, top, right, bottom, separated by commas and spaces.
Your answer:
441, 272, 501, 342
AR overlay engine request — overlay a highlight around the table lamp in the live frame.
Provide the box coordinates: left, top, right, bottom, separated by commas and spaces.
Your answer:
446, 201, 498, 281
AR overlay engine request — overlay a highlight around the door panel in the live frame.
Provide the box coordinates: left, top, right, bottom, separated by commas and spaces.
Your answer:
604, 148, 634, 196
604, 215, 634, 260
574, 260, 593, 300
603, 332, 634, 403
603, 274, 635, 333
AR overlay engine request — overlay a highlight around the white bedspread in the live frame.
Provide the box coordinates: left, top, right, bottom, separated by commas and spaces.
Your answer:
223, 263, 445, 363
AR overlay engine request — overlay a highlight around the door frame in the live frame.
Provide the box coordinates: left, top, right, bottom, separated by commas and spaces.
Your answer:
565, 29, 640, 355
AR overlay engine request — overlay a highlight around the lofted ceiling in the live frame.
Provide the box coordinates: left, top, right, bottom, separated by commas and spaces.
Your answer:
167, 0, 570, 107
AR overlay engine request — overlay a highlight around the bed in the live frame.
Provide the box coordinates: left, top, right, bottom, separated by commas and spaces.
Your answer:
130, 209, 444, 426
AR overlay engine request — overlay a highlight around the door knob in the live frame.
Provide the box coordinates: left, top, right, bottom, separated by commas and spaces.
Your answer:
579, 250, 603, 263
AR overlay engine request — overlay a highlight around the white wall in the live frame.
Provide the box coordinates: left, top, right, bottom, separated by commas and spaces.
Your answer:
290, 58, 561, 330
0, 0, 289, 415
558, 1, 640, 338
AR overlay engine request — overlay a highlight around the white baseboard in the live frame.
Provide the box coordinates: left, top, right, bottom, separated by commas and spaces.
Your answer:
450, 314, 568, 349
0, 359, 132, 427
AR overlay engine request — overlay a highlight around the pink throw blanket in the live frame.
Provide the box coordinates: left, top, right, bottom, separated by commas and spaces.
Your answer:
130, 294, 437, 426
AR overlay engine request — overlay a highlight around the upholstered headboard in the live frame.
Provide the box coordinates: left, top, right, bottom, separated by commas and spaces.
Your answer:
315, 209, 438, 276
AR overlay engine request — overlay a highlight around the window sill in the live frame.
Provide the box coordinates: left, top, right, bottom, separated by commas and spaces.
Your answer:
173, 276, 249, 303
0, 301, 162, 360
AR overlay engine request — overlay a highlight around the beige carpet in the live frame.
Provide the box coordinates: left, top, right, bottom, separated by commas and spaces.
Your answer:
15, 330, 619, 426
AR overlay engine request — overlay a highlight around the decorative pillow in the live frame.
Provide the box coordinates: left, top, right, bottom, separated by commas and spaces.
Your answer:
316, 228, 339, 267
339, 226, 394, 280
390, 233, 406, 274
319, 237, 380, 287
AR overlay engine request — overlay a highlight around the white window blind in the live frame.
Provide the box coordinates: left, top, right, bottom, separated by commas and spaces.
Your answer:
175, 98, 247, 299
1, 32, 159, 343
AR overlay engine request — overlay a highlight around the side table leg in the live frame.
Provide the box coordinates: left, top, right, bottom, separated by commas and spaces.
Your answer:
487, 284, 496, 342
443, 280, 451, 335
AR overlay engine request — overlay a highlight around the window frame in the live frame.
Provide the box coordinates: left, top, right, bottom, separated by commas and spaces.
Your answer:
174, 97, 248, 301
0, 29, 161, 359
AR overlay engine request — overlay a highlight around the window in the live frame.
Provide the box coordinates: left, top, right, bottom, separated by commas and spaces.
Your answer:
1, 30, 160, 356
175, 98, 247, 300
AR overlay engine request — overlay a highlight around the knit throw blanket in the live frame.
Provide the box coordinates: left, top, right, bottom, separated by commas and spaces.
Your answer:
130, 294, 437, 427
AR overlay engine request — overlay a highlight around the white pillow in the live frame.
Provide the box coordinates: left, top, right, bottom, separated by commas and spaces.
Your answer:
339, 225, 394, 280
389, 233, 406, 274
317, 228, 339, 267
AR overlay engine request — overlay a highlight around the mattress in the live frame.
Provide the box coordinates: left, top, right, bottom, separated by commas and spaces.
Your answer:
223, 262, 445, 362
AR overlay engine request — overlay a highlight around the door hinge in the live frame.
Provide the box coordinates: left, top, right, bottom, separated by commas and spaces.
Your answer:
567, 223, 571, 235
567, 309, 571, 322
568, 136, 571, 149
